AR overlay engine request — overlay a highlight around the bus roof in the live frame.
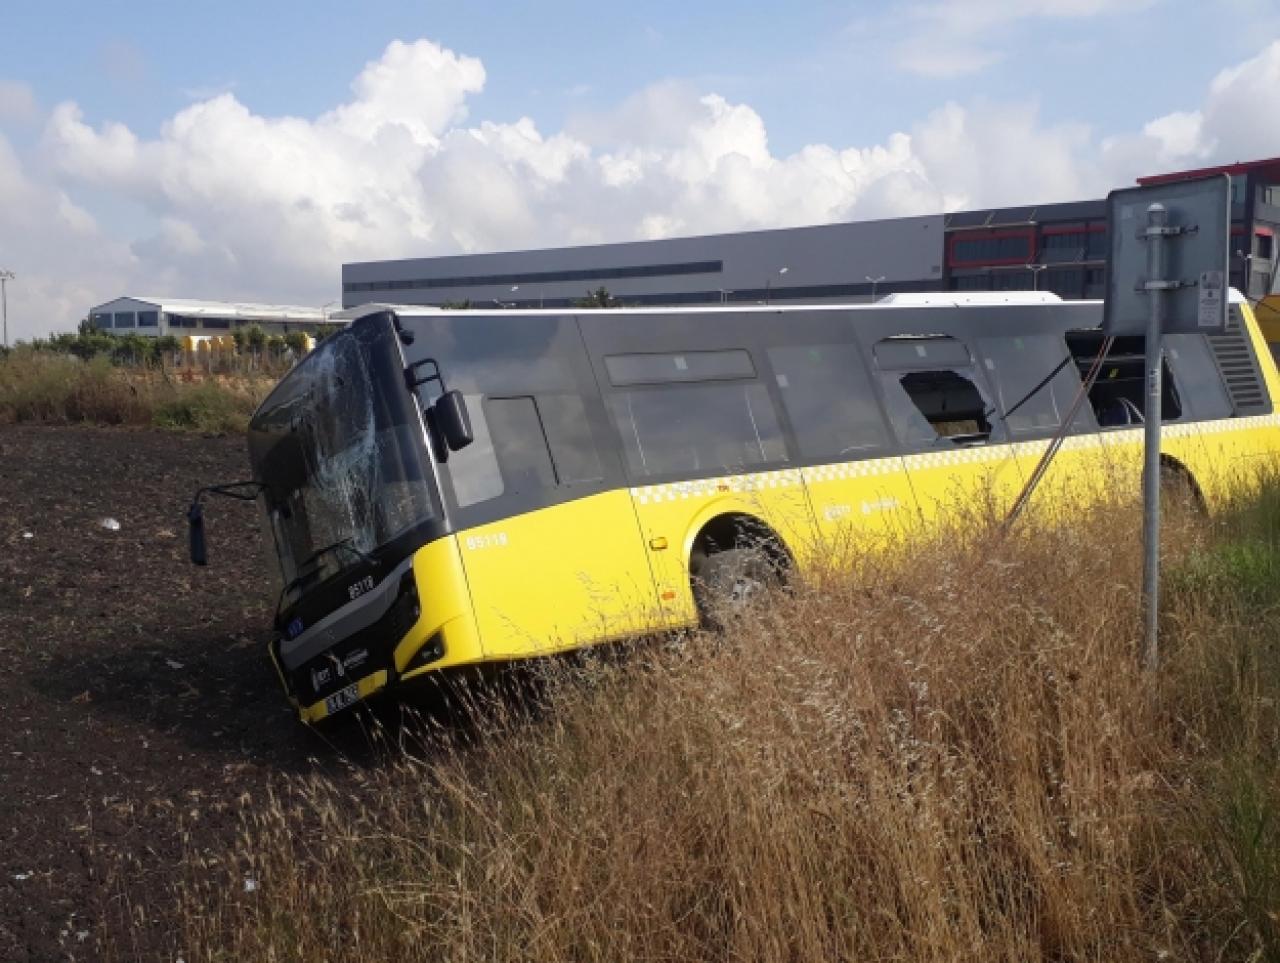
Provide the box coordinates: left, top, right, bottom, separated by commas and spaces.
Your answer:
337, 288, 1248, 320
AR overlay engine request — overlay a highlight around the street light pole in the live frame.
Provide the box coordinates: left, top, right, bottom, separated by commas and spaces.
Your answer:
865, 274, 885, 301
765, 266, 789, 305
0, 270, 13, 349
1026, 263, 1047, 291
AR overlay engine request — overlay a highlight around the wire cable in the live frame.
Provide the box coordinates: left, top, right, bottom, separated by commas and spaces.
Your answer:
1002, 336, 1114, 532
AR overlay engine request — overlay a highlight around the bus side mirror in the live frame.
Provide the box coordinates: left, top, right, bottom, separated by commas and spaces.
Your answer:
435, 390, 474, 451
188, 501, 208, 566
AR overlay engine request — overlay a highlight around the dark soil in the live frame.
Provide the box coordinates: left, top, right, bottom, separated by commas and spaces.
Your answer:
0, 425, 388, 961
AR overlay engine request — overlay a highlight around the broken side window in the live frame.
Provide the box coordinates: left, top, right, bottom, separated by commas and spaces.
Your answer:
1065, 332, 1183, 427
873, 336, 999, 448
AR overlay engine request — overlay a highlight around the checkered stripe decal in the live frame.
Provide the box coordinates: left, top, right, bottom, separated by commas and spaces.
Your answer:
630, 468, 804, 505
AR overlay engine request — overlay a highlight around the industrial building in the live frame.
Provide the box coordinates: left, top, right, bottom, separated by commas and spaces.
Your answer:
87, 297, 345, 338
341, 157, 1280, 310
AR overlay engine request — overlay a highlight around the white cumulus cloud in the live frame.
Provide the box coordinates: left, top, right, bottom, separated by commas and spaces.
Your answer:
1, 34, 1280, 339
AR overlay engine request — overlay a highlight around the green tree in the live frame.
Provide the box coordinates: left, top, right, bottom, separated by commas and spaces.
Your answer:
113, 333, 153, 366
245, 325, 267, 354
230, 327, 248, 352
154, 334, 180, 364
283, 331, 307, 353
574, 286, 619, 308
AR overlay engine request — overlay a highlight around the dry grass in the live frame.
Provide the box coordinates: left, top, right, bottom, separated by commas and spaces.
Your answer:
156, 484, 1280, 963
0, 349, 274, 433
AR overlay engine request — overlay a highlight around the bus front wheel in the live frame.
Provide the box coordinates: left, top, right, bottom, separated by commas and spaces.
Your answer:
692, 547, 780, 629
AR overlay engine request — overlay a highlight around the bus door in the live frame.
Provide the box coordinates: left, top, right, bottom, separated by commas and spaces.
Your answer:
409, 313, 663, 660
762, 342, 918, 565
871, 336, 1025, 529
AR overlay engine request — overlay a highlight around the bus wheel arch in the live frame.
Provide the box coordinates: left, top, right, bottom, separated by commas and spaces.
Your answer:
1159, 455, 1206, 514
687, 512, 792, 627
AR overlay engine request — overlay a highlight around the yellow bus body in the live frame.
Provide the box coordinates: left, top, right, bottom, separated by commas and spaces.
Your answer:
286, 299, 1280, 722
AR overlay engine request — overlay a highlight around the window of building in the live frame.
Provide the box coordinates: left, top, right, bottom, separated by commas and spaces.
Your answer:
978, 334, 1095, 436
951, 274, 990, 291
1256, 233, 1274, 260
168, 315, 187, 328
1045, 268, 1083, 298
138, 311, 159, 327
605, 349, 755, 386
766, 344, 886, 459
1230, 176, 1248, 211
113, 311, 136, 328
1042, 232, 1080, 249
92, 312, 112, 329
990, 270, 1034, 291
608, 383, 787, 478
1085, 229, 1108, 260
951, 235, 1032, 264
1041, 232, 1085, 254
203, 318, 231, 329
343, 259, 725, 294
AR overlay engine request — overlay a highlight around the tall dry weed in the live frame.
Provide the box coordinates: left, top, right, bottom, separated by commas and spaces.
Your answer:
157, 487, 1280, 963
0, 349, 273, 432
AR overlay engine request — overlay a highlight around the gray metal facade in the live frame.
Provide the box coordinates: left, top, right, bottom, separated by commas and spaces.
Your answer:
342, 215, 946, 309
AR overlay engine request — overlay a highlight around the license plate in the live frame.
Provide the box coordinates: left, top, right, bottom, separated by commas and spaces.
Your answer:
324, 682, 360, 716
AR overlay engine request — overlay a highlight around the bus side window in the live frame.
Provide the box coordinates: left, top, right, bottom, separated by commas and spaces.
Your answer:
978, 334, 1096, 437
1065, 333, 1183, 426
485, 397, 557, 494
539, 394, 605, 484
448, 394, 504, 507
485, 394, 605, 493
873, 337, 997, 448
607, 383, 788, 478
766, 344, 886, 459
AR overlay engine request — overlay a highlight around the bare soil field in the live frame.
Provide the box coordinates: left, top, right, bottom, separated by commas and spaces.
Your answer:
0, 425, 375, 961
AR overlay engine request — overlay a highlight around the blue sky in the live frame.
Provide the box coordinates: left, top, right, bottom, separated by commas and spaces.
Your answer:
6, 1, 1272, 153
1, 0, 1279, 336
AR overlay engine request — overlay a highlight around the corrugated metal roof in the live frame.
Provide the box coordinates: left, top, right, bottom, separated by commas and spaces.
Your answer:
94, 296, 341, 323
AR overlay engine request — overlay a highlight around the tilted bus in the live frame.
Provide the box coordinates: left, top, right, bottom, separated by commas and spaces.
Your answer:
188, 292, 1280, 723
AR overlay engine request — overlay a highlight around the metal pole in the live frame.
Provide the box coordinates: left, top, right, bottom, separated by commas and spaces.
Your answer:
1141, 202, 1168, 672
0, 272, 11, 350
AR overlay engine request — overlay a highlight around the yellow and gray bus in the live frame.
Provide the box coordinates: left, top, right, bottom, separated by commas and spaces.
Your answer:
190, 292, 1280, 722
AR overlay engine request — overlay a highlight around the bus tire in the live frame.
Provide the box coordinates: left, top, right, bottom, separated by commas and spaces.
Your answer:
692, 547, 780, 630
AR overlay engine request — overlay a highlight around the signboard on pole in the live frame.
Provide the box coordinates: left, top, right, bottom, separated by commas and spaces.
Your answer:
1103, 173, 1231, 337
1102, 172, 1231, 674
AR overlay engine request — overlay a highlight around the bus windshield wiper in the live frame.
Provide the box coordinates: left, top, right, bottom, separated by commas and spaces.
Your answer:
278, 538, 381, 611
